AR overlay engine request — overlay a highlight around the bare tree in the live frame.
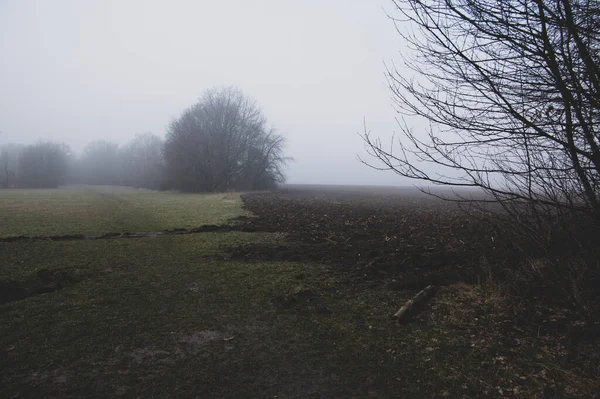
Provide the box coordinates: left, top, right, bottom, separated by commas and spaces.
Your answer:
361, 0, 600, 315
164, 87, 289, 192
363, 0, 599, 230
235, 131, 288, 190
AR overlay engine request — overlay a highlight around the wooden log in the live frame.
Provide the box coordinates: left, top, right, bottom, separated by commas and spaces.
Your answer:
392, 285, 436, 321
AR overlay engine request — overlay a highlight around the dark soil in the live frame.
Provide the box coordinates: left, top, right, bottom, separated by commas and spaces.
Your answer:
234, 191, 520, 289
234, 190, 600, 325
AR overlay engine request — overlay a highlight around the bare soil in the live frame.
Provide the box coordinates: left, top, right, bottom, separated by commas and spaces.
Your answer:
235, 189, 517, 289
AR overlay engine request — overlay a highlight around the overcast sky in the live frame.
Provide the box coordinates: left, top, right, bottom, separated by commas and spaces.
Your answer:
0, 0, 413, 185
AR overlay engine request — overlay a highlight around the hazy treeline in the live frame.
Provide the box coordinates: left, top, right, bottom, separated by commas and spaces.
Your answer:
0, 142, 71, 189
70, 133, 165, 189
0, 133, 164, 190
0, 88, 288, 191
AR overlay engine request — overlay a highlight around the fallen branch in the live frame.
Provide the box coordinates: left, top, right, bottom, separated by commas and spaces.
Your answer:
392, 285, 436, 321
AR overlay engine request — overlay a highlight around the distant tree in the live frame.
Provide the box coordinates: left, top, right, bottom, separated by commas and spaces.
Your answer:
77, 140, 122, 185
0, 144, 23, 188
17, 142, 70, 188
164, 87, 289, 192
122, 133, 164, 189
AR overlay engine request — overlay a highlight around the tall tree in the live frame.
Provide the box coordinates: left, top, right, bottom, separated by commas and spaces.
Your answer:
164, 87, 289, 192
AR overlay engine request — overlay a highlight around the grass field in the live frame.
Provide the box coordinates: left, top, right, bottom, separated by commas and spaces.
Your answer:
1, 185, 598, 398
0, 186, 245, 237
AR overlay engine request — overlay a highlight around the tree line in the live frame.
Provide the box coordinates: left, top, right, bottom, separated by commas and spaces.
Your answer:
0, 88, 288, 191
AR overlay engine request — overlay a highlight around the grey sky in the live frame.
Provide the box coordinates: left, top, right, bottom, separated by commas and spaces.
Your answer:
0, 0, 410, 185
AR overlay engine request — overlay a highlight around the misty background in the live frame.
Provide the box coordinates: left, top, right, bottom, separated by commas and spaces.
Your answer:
0, 0, 413, 186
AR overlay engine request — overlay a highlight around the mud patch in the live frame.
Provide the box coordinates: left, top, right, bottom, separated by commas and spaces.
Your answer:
0, 269, 79, 305
0, 223, 270, 243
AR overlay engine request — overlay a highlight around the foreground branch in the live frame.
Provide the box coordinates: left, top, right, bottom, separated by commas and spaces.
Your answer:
392, 285, 436, 321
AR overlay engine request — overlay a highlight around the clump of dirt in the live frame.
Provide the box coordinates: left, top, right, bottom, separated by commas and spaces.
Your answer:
176, 331, 221, 356
128, 331, 222, 367
130, 348, 173, 365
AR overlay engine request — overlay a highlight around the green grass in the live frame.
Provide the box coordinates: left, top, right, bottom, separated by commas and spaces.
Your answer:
0, 234, 470, 398
0, 185, 245, 237
3, 235, 588, 398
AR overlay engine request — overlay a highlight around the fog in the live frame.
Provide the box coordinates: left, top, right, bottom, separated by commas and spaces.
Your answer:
0, 0, 413, 186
